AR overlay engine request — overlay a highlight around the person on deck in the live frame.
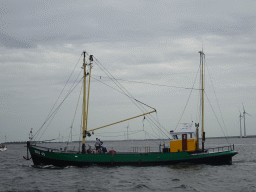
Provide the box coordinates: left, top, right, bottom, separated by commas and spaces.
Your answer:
99, 139, 103, 146
95, 138, 101, 152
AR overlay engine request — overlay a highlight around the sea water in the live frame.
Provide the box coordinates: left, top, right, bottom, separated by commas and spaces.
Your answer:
0, 138, 256, 192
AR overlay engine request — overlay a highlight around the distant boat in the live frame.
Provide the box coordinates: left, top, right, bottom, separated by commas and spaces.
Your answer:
0, 145, 7, 151
26, 51, 237, 166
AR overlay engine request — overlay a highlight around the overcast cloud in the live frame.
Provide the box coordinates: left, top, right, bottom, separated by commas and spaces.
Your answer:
1, 0, 256, 142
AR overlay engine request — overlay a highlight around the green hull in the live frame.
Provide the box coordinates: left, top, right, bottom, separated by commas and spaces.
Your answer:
28, 145, 237, 166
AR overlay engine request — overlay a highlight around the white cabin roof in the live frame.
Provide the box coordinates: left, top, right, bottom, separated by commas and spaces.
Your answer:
170, 123, 195, 135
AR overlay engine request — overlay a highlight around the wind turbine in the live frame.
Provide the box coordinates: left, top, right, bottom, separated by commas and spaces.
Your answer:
242, 104, 251, 138
239, 110, 243, 138
125, 123, 129, 141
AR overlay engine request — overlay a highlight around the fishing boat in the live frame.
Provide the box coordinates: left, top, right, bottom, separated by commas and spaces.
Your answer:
25, 51, 237, 166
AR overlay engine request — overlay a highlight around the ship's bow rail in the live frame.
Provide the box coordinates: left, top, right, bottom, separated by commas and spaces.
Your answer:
191, 144, 235, 155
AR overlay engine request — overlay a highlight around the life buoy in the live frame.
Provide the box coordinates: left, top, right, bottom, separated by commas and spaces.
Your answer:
107, 150, 116, 154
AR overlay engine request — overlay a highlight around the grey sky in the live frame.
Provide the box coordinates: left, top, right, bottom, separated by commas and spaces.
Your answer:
1, 0, 256, 142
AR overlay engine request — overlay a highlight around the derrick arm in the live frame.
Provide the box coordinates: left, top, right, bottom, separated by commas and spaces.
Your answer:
87, 110, 156, 132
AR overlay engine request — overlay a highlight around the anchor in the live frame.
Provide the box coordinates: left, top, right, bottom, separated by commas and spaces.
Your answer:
23, 141, 31, 160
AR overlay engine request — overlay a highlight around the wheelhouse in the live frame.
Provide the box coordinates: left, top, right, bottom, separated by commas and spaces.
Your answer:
169, 123, 198, 153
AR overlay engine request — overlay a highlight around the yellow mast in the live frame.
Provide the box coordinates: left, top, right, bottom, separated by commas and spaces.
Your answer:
82, 52, 87, 153
86, 55, 93, 134
82, 53, 93, 154
199, 50, 205, 151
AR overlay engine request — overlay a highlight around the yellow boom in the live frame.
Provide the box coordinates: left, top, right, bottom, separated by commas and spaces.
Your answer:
87, 110, 156, 132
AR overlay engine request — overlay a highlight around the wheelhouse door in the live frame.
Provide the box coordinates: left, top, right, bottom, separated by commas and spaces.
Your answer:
182, 134, 187, 151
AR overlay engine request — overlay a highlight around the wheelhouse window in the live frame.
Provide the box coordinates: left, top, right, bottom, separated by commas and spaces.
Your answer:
173, 135, 178, 140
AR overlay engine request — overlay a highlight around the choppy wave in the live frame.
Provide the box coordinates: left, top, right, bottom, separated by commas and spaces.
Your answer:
1, 138, 256, 191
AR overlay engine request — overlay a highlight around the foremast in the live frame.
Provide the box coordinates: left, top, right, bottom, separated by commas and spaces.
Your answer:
82, 52, 93, 154
199, 50, 205, 152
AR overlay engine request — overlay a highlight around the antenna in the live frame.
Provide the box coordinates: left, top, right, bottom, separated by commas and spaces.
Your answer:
29, 128, 33, 141
242, 103, 251, 137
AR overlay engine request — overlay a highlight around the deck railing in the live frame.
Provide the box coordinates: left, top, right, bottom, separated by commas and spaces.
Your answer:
132, 146, 151, 153
32, 144, 235, 154
206, 144, 235, 153
191, 144, 235, 155
32, 145, 78, 153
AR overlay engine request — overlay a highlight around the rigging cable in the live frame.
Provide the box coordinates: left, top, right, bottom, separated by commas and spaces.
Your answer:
204, 58, 230, 144
92, 56, 170, 140
33, 54, 83, 141
37, 77, 83, 141
91, 75, 171, 139
204, 93, 230, 145
92, 75, 201, 90
67, 83, 83, 143
90, 56, 171, 139
174, 62, 201, 130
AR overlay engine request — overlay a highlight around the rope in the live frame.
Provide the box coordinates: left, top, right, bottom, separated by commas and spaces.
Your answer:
92, 57, 168, 142
33, 54, 82, 140
205, 58, 230, 144
67, 83, 83, 143
91, 76, 170, 140
174, 62, 201, 130
204, 92, 230, 145
37, 77, 83, 141
92, 75, 200, 90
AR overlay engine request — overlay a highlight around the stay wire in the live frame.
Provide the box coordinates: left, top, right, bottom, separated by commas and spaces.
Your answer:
92, 57, 167, 138
92, 58, 150, 111
92, 55, 160, 115
205, 58, 230, 143
91, 76, 170, 140
93, 75, 200, 90
91, 56, 172, 138
37, 77, 83, 141
204, 92, 230, 145
33, 54, 83, 140
36, 65, 83, 141
67, 83, 83, 143
174, 62, 201, 130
